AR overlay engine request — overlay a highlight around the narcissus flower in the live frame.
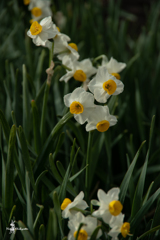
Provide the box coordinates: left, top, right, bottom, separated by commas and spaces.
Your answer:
61, 192, 88, 219
108, 214, 131, 239
92, 188, 123, 225
88, 66, 124, 103
27, 16, 57, 46
60, 56, 97, 83
29, 0, 52, 21
64, 87, 95, 124
101, 56, 126, 80
68, 212, 102, 240
54, 38, 79, 61
44, 25, 70, 50
86, 105, 117, 132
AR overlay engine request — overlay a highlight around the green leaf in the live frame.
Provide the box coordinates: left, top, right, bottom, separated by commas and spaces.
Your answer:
70, 165, 88, 182
148, 115, 155, 153
17, 221, 34, 240
75, 223, 86, 240
131, 150, 149, 217
34, 112, 73, 174
90, 225, 102, 240
35, 49, 46, 92
5, 125, 16, 211
26, 172, 34, 236
58, 162, 71, 203
14, 183, 26, 207
33, 204, 44, 230
152, 198, 160, 228
22, 64, 30, 139
0, 109, 10, 143
8, 205, 16, 224
142, 181, 154, 206
53, 191, 64, 238
137, 225, 160, 239
18, 126, 36, 193
40, 81, 51, 142
120, 140, 146, 204
46, 208, 57, 240
38, 224, 45, 240
130, 188, 160, 230
31, 100, 41, 154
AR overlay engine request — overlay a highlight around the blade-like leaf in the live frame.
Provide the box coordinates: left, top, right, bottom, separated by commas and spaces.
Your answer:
131, 188, 160, 230
18, 126, 36, 193
131, 150, 149, 217
120, 141, 146, 204
5, 125, 16, 211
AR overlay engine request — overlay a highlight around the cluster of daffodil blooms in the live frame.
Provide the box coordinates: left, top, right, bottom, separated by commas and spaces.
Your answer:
27, 15, 126, 133
61, 188, 131, 239
26, 14, 129, 239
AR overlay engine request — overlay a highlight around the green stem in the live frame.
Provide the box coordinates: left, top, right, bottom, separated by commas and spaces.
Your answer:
85, 131, 93, 201
49, 41, 54, 67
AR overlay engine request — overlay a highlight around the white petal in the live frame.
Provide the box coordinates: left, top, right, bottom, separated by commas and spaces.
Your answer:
64, 93, 72, 107
79, 91, 95, 108
98, 189, 107, 202
107, 187, 120, 201
70, 87, 85, 102
27, 30, 36, 39
86, 122, 96, 132
106, 57, 126, 73
40, 16, 52, 28
74, 191, 84, 201
74, 111, 88, 125
96, 66, 111, 83
33, 36, 44, 46
109, 115, 117, 126
113, 80, 124, 95
94, 88, 109, 103
59, 71, 74, 82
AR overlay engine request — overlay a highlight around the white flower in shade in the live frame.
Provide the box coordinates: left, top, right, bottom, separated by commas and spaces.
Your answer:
86, 105, 117, 132
64, 87, 95, 125
88, 66, 124, 103
54, 37, 79, 61
61, 192, 88, 219
68, 212, 102, 240
44, 25, 70, 50
108, 214, 131, 240
60, 56, 97, 83
101, 56, 126, 80
29, 0, 52, 21
92, 188, 123, 225
27, 16, 57, 46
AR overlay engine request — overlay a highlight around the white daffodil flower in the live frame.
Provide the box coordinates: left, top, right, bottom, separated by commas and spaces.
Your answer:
44, 24, 70, 50
92, 188, 123, 225
60, 56, 97, 83
64, 87, 95, 125
108, 214, 131, 240
29, 0, 52, 21
27, 16, 57, 46
54, 37, 79, 61
68, 212, 102, 240
61, 192, 88, 219
101, 56, 126, 80
86, 105, 117, 132
88, 66, 124, 103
